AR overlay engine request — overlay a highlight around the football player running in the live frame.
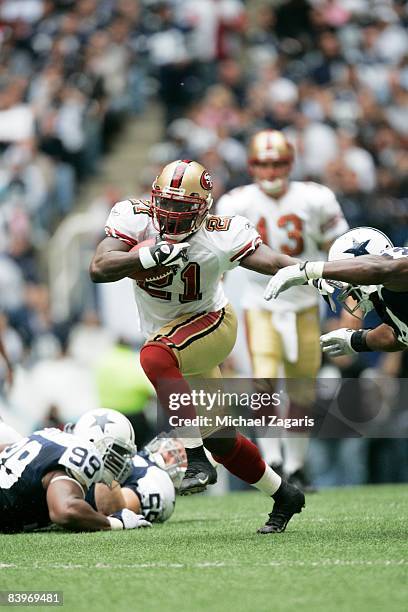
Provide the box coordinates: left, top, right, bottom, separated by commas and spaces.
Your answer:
0, 409, 151, 532
90, 159, 309, 534
265, 226, 408, 354
217, 131, 348, 490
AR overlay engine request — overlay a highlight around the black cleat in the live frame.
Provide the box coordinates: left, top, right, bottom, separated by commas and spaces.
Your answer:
287, 468, 317, 494
178, 462, 218, 495
178, 446, 217, 496
258, 481, 305, 534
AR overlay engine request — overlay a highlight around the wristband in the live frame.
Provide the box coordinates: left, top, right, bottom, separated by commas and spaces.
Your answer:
108, 516, 124, 530
301, 261, 325, 281
138, 246, 156, 269
350, 329, 372, 352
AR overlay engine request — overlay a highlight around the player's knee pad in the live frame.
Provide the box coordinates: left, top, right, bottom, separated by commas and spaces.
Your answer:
140, 342, 179, 386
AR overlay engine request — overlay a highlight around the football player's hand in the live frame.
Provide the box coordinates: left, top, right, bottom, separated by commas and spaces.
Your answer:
108, 508, 152, 530
309, 279, 344, 313
320, 328, 356, 357
264, 264, 307, 300
264, 262, 326, 300
139, 241, 190, 270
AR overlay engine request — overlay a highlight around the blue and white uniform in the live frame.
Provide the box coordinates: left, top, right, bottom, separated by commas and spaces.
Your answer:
0, 428, 103, 533
375, 247, 408, 345
86, 451, 175, 523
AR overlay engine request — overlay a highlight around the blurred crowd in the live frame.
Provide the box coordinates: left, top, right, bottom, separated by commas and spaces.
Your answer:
0, 0, 407, 486
143, 0, 407, 244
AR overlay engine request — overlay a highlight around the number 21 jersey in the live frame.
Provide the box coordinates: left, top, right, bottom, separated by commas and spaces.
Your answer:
105, 200, 261, 335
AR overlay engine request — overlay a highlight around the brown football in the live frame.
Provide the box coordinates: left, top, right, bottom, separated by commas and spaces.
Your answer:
127, 239, 171, 282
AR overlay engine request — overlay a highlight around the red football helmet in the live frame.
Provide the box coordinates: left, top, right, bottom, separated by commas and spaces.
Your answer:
151, 160, 214, 240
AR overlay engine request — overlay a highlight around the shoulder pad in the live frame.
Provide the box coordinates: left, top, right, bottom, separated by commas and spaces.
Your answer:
381, 247, 408, 259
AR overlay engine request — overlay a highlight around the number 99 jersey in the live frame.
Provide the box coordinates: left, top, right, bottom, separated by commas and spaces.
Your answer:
0, 428, 103, 533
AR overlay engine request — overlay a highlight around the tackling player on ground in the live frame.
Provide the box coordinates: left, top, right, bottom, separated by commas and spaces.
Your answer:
90, 159, 309, 533
84, 424, 182, 524
0, 409, 150, 532
217, 130, 348, 490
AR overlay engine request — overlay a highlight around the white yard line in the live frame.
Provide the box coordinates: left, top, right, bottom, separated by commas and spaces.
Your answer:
1, 560, 407, 570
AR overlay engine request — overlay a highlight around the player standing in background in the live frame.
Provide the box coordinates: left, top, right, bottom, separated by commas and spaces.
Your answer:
89, 159, 314, 533
217, 130, 349, 491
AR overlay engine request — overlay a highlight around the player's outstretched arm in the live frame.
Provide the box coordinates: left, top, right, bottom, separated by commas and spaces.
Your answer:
321, 255, 408, 292
240, 243, 299, 275
93, 482, 141, 516
365, 324, 405, 351
321, 323, 405, 356
46, 472, 112, 531
46, 472, 151, 531
265, 254, 408, 300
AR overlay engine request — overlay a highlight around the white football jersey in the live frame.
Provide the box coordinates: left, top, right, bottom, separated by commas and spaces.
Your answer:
217, 181, 348, 312
105, 200, 261, 335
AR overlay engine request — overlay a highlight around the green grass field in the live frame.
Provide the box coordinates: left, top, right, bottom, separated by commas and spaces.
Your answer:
1, 485, 407, 612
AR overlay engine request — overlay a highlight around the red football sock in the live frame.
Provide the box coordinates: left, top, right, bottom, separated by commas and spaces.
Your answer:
140, 342, 197, 421
212, 432, 266, 484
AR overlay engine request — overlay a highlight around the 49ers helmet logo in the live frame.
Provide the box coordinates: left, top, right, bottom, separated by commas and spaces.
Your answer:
200, 170, 213, 191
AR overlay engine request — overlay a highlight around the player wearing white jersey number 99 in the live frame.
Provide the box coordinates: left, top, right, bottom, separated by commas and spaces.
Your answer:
90, 158, 309, 534
217, 130, 349, 491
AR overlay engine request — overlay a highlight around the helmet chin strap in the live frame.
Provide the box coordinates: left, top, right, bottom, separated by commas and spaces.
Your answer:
258, 178, 287, 196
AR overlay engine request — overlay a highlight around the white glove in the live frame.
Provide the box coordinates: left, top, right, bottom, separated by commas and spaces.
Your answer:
139, 241, 190, 270
264, 262, 325, 300
320, 328, 357, 357
108, 508, 152, 530
308, 278, 345, 313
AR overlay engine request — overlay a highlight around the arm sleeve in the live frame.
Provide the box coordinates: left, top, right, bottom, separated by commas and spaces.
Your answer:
219, 215, 262, 271
381, 247, 408, 260
105, 200, 151, 247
